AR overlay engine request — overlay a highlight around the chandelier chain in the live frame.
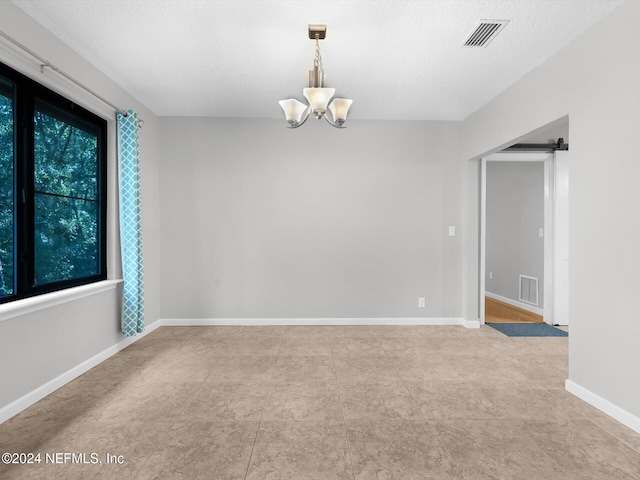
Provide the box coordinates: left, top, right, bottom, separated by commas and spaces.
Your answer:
314, 33, 324, 77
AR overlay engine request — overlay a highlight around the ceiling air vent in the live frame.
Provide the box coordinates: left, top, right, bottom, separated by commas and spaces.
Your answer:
463, 19, 509, 48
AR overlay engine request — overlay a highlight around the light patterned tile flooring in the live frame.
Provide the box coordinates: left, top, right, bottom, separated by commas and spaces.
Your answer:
1, 325, 640, 479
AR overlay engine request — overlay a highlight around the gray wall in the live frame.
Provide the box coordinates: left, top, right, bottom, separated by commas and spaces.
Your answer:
158, 118, 461, 319
460, 0, 639, 419
0, 3, 162, 411
485, 161, 544, 307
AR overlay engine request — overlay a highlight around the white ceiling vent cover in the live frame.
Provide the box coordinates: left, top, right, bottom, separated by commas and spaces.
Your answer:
463, 19, 509, 48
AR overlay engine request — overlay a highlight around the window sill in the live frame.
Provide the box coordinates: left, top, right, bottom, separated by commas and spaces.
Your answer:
0, 279, 123, 323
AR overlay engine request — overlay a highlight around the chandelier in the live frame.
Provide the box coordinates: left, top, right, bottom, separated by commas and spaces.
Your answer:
279, 25, 353, 129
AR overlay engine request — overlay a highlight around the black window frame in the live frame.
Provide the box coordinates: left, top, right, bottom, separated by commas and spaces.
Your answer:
0, 61, 107, 304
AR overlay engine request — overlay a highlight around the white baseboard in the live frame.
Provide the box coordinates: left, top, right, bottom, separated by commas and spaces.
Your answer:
485, 291, 544, 316
161, 317, 475, 327
565, 379, 640, 434
0, 319, 162, 425
461, 319, 481, 329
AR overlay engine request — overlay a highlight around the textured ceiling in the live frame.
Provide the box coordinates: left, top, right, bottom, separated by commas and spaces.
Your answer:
12, 0, 623, 120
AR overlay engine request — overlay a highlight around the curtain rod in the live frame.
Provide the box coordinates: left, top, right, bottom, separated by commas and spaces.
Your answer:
0, 29, 140, 124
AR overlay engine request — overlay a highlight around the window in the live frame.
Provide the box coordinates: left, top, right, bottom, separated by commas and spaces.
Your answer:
0, 62, 107, 303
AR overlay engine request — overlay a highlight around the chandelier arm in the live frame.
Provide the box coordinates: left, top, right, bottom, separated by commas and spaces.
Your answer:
324, 115, 346, 129
324, 107, 346, 129
286, 107, 311, 129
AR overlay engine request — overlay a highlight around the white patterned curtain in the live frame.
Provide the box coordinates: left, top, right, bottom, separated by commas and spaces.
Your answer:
117, 110, 145, 336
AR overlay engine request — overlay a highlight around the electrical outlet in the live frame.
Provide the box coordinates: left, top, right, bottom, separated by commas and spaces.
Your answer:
418, 297, 426, 308
489, 272, 493, 280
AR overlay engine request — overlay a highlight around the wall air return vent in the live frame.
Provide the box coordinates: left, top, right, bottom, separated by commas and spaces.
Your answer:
463, 19, 509, 47
519, 275, 539, 306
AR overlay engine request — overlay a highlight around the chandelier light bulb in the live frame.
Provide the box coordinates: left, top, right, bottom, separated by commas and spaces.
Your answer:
278, 98, 309, 127
328, 98, 353, 126
303, 87, 335, 118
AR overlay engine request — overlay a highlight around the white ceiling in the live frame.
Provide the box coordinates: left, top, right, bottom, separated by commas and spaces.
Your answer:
12, 0, 623, 121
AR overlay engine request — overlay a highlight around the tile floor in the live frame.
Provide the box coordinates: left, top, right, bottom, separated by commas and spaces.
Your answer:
1, 325, 640, 479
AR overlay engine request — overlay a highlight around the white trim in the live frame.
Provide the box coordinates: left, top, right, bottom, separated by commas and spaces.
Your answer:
552, 150, 570, 326
543, 155, 555, 325
0, 280, 123, 323
485, 291, 544, 316
461, 319, 481, 329
0, 319, 162, 424
566, 379, 640, 435
161, 317, 471, 327
480, 152, 554, 325
484, 152, 553, 162
479, 158, 487, 324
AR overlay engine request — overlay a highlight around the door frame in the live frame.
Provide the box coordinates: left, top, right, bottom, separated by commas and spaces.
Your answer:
480, 152, 555, 325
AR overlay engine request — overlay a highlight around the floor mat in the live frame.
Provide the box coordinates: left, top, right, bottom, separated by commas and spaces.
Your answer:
486, 322, 568, 337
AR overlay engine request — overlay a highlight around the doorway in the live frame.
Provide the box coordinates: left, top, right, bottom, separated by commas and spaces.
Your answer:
480, 151, 569, 326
